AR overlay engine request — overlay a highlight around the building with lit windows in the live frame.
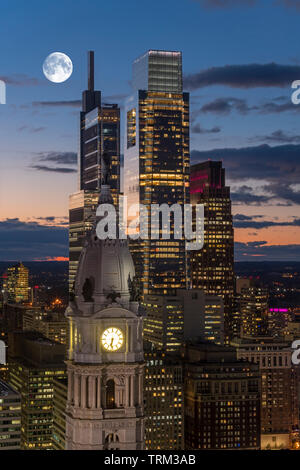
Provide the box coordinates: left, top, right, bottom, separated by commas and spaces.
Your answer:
183, 341, 260, 450
0, 380, 21, 450
69, 51, 120, 290
69, 190, 99, 291
2, 262, 29, 304
23, 310, 68, 345
8, 331, 66, 450
240, 284, 269, 337
52, 377, 67, 450
232, 336, 299, 450
144, 346, 183, 450
124, 50, 190, 296
143, 289, 224, 352
190, 161, 234, 341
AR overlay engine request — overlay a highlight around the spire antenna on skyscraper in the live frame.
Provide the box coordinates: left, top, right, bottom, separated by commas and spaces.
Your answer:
88, 50, 94, 91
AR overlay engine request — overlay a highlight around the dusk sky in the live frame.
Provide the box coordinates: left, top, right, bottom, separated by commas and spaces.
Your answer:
1, 0, 300, 261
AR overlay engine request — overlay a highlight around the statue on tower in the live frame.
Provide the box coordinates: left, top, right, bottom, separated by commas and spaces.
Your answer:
106, 291, 120, 304
128, 274, 141, 302
82, 277, 94, 302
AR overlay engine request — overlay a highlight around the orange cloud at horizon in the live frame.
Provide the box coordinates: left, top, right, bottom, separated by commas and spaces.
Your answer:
33, 256, 69, 262
235, 226, 300, 246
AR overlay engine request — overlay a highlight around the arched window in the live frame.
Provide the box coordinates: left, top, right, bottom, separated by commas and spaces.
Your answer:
104, 433, 119, 450
106, 379, 115, 409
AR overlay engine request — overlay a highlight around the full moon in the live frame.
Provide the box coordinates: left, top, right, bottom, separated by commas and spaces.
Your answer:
43, 52, 73, 83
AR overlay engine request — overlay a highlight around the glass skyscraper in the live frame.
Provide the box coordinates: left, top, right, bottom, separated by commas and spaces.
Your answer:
124, 50, 190, 296
190, 161, 234, 341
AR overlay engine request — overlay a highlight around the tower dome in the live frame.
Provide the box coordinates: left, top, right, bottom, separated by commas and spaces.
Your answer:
72, 184, 135, 313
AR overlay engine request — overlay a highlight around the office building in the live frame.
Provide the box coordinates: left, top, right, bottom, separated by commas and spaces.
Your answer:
143, 289, 224, 352
144, 347, 183, 450
8, 331, 66, 450
2, 262, 29, 304
52, 377, 67, 450
69, 51, 120, 290
0, 380, 21, 450
183, 341, 260, 450
23, 310, 68, 345
240, 285, 269, 337
124, 50, 190, 296
232, 336, 299, 450
190, 161, 234, 341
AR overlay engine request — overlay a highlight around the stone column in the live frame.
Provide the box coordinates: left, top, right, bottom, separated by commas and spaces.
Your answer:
130, 375, 134, 407
88, 376, 96, 408
138, 370, 143, 406
74, 373, 80, 407
97, 376, 101, 408
81, 374, 86, 408
125, 376, 129, 407
67, 370, 72, 402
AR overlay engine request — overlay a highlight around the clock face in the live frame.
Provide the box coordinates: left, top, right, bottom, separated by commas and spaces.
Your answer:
101, 327, 124, 352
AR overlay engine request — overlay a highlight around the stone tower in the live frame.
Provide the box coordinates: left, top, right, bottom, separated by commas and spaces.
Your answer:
65, 184, 144, 450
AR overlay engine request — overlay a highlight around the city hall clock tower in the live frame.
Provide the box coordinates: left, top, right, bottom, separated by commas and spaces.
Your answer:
65, 184, 144, 450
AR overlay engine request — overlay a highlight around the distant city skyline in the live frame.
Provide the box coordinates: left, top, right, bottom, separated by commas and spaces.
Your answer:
1, 0, 300, 261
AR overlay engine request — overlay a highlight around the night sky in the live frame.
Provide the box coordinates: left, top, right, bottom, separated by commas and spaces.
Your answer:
1, 0, 300, 261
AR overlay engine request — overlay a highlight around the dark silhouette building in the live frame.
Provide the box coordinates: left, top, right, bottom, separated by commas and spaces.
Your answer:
69, 51, 121, 290
183, 341, 260, 450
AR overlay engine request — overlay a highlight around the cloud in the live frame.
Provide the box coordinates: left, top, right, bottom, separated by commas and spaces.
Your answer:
235, 241, 300, 261
35, 151, 77, 165
262, 182, 300, 205
17, 125, 46, 133
191, 123, 221, 134
191, 143, 300, 185
191, 143, 300, 205
0, 219, 68, 261
231, 188, 272, 206
195, 96, 300, 116
259, 100, 300, 114
255, 130, 300, 144
30, 165, 76, 173
194, 0, 300, 12
233, 213, 263, 221
276, 0, 300, 10
233, 213, 300, 228
184, 63, 300, 90
193, 0, 256, 7
32, 94, 127, 108
32, 100, 81, 108
201, 97, 255, 114
29, 151, 77, 173
0, 74, 42, 86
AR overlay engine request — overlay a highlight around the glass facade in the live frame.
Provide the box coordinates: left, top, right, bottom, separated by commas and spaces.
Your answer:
133, 50, 183, 94
68, 190, 99, 291
80, 104, 120, 195
190, 161, 234, 341
124, 51, 190, 296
